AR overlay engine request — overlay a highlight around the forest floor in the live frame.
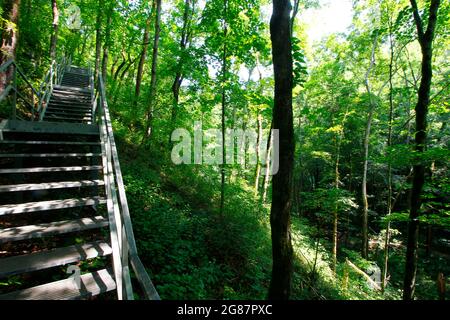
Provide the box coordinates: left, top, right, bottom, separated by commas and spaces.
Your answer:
116, 134, 447, 300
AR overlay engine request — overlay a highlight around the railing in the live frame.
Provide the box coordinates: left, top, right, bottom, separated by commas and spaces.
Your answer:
0, 57, 70, 121
37, 56, 71, 120
93, 71, 160, 300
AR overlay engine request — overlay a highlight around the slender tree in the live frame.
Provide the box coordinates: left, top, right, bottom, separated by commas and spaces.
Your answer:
268, 0, 294, 300
382, 2, 395, 292
102, 1, 114, 81
94, 0, 104, 79
50, 0, 59, 60
135, 14, 151, 106
361, 33, 378, 259
219, 0, 228, 216
171, 0, 195, 123
143, 0, 162, 141
403, 0, 441, 300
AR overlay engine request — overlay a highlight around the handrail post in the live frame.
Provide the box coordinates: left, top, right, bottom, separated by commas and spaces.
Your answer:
12, 65, 17, 120
50, 63, 53, 92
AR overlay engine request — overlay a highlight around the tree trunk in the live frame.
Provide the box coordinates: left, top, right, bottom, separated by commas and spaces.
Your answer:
101, 2, 114, 82
219, 0, 228, 216
382, 16, 395, 292
135, 16, 151, 106
332, 143, 340, 273
268, 0, 294, 300
262, 120, 273, 203
171, 0, 194, 124
362, 34, 378, 259
0, 0, 21, 92
403, 0, 441, 301
94, 0, 104, 80
50, 0, 59, 60
254, 112, 263, 196
143, 0, 162, 142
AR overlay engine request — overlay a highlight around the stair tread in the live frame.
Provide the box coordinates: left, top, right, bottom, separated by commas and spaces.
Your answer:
0, 119, 99, 135
0, 140, 100, 145
0, 196, 106, 215
48, 104, 92, 109
45, 110, 92, 115
0, 241, 112, 278
0, 153, 101, 157
0, 179, 104, 192
53, 85, 90, 92
0, 166, 103, 174
44, 115, 92, 120
0, 216, 109, 243
0, 268, 116, 300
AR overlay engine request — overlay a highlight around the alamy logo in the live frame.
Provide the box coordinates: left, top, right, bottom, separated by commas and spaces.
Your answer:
170, 121, 279, 175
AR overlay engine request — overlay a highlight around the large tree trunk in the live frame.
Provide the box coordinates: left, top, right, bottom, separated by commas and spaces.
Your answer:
403, 0, 441, 301
135, 16, 151, 106
361, 34, 378, 259
268, 0, 294, 300
94, 0, 104, 80
143, 0, 162, 142
50, 0, 59, 60
0, 0, 21, 92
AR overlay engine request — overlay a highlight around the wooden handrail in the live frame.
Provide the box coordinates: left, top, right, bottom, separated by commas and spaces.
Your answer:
0, 57, 70, 121
95, 73, 160, 300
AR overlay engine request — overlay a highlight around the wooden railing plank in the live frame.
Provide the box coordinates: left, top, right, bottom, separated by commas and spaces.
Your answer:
97, 75, 160, 300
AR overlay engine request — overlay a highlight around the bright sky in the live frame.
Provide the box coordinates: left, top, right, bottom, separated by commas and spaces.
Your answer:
301, 0, 354, 45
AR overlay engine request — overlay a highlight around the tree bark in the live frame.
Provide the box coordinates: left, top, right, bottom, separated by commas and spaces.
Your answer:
135, 16, 151, 106
268, 0, 294, 300
403, 0, 441, 301
50, 0, 59, 60
143, 0, 162, 142
0, 0, 21, 92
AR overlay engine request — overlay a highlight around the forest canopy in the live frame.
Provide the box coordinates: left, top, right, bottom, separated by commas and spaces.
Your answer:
0, 0, 449, 301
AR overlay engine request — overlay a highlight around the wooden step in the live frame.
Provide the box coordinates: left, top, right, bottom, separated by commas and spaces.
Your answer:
50, 95, 91, 100
0, 153, 101, 157
46, 107, 92, 113
53, 85, 90, 93
0, 119, 99, 136
45, 110, 92, 116
44, 116, 92, 122
0, 216, 108, 243
0, 179, 104, 192
48, 103, 91, 108
0, 241, 112, 278
47, 104, 91, 110
0, 196, 106, 215
0, 140, 100, 145
0, 165, 103, 174
0, 269, 116, 300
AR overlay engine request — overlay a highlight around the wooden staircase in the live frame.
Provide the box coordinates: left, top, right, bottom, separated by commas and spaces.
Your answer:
0, 61, 159, 300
